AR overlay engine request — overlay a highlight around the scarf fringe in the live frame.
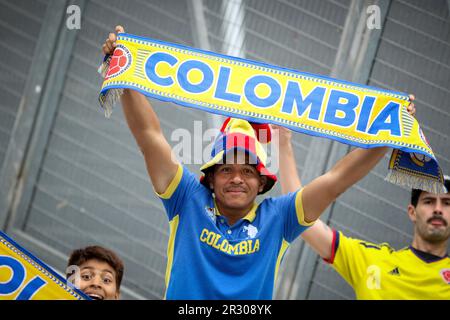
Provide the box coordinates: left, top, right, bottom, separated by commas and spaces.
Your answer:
98, 56, 122, 118
385, 169, 447, 194
99, 88, 123, 118
97, 55, 110, 78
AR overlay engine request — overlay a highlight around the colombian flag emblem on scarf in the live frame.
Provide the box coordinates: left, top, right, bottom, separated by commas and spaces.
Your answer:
0, 230, 89, 300
99, 33, 445, 194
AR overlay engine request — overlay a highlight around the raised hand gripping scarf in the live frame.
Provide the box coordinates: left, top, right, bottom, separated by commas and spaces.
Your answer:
99, 33, 445, 193
0, 230, 90, 300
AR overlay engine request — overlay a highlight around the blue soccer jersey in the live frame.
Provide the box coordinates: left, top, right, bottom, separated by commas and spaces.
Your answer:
157, 165, 313, 299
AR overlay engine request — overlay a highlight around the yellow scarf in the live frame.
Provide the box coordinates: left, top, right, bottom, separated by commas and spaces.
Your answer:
99, 33, 445, 193
0, 230, 88, 300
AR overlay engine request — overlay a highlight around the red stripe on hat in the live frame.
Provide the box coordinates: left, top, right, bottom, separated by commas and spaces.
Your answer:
257, 162, 278, 182
225, 133, 257, 155
220, 117, 232, 133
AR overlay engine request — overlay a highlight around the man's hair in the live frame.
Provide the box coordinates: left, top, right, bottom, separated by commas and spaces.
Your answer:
67, 246, 124, 290
410, 176, 450, 207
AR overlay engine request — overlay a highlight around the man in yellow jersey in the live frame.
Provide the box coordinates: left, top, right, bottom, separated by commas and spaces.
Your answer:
276, 123, 450, 300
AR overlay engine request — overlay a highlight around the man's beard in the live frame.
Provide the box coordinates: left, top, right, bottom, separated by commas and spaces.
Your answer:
417, 216, 450, 243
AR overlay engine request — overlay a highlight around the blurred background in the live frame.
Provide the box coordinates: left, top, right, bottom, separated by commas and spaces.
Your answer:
0, 0, 449, 299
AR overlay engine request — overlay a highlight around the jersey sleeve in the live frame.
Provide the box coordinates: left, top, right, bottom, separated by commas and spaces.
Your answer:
272, 188, 316, 243
326, 231, 391, 288
155, 165, 204, 220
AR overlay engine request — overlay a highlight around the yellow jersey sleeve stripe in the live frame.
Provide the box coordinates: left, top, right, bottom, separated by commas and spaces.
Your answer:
163, 214, 180, 299
156, 164, 183, 199
295, 188, 315, 227
274, 239, 290, 283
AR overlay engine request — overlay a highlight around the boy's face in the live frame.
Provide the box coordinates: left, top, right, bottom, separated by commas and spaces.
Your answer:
78, 259, 119, 300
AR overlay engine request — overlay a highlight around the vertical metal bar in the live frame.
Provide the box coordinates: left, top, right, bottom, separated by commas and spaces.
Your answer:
3, 0, 86, 231
188, 0, 223, 130
188, 0, 212, 51
221, 0, 246, 57
447, 0, 450, 18
0, 0, 69, 229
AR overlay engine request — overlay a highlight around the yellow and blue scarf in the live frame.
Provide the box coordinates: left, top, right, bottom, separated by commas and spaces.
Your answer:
0, 230, 89, 300
99, 33, 445, 193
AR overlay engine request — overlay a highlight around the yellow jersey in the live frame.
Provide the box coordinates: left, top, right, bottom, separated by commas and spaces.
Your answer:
328, 230, 450, 300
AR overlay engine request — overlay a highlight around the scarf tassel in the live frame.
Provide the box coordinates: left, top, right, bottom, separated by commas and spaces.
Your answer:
97, 56, 123, 118
385, 169, 447, 194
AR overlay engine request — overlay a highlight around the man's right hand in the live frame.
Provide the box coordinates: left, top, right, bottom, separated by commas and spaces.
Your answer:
102, 25, 125, 56
271, 124, 292, 147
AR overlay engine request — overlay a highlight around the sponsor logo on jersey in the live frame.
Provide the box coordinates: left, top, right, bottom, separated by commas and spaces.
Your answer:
388, 267, 401, 276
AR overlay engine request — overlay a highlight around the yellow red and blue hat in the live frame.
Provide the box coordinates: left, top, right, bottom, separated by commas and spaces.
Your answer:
200, 117, 277, 194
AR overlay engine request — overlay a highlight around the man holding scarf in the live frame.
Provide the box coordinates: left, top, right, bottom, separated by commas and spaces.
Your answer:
276, 125, 449, 299
100, 26, 416, 299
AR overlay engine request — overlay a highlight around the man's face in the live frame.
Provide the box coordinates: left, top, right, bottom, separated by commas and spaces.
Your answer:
78, 259, 119, 300
211, 159, 266, 211
408, 192, 450, 244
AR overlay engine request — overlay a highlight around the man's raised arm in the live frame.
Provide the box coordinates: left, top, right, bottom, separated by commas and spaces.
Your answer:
301, 95, 415, 224
302, 146, 388, 224
277, 96, 415, 260
103, 26, 179, 194
275, 125, 334, 260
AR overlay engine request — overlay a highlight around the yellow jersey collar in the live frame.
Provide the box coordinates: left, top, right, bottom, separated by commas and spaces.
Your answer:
213, 200, 258, 223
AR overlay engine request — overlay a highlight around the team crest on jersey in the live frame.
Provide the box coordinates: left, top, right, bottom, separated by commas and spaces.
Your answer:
440, 269, 450, 284
105, 44, 132, 80
204, 206, 216, 223
243, 224, 258, 239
